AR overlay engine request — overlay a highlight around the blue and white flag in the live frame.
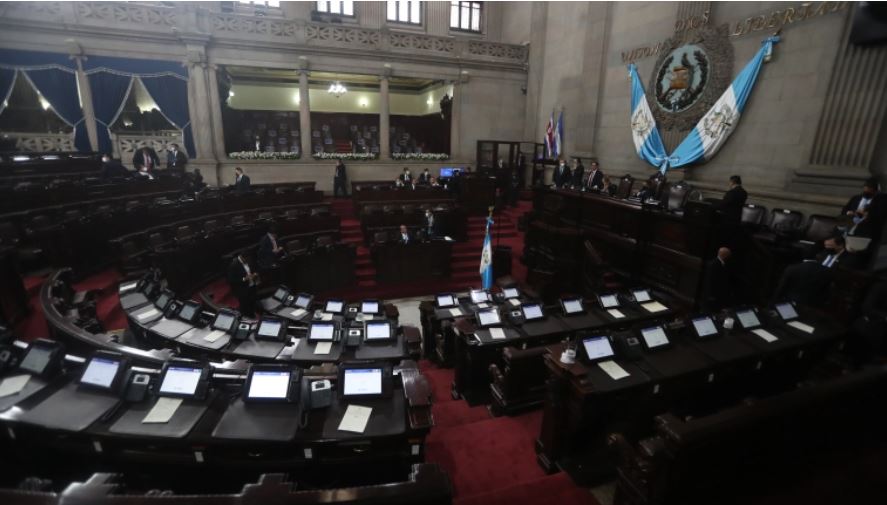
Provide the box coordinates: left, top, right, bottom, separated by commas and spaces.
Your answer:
479, 216, 493, 290
628, 63, 668, 172
555, 109, 564, 159
668, 36, 780, 170
544, 110, 556, 159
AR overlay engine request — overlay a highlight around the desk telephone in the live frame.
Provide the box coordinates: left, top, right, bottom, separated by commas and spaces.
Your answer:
614, 334, 644, 360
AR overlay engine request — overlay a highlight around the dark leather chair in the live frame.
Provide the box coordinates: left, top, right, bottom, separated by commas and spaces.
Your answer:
617, 175, 635, 199
766, 208, 804, 237
489, 346, 550, 416
740, 203, 767, 229
664, 181, 691, 212
802, 214, 838, 243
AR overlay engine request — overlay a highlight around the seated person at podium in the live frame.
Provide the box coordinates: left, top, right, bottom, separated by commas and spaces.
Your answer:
135, 164, 154, 180
100, 154, 128, 179
773, 254, 833, 307
257, 224, 286, 269
601, 175, 617, 197
634, 179, 654, 201
843, 177, 887, 239
429, 176, 441, 188
228, 254, 259, 316
397, 224, 413, 245
818, 234, 857, 269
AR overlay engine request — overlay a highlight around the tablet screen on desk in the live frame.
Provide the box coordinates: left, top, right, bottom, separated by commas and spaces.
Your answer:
361, 300, 380, 314
257, 319, 283, 338
80, 355, 122, 389
212, 311, 236, 332
365, 321, 391, 341
436, 294, 457, 308
178, 302, 199, 322
477, 309, 501, 327
343, 368, 382, 396
632, 289, 651, 303
154, 292, 171, 310
273, 287, 290, 301
582, 336, 615, 361
247, 369, 291, 400
692, 316, 718, 338
159, 366, 203, 396
503, 287, 520, 299
641, 326, 670, 349
294, 294, 312, 309
562, 298, 584, 315
599, 294, 619, 308
308, 322, 335, 341
325, 300, 344, 313
736, 309, 761, 329
470, 289, 490, 304
19, 345, 52, 375
522, 303, 544, 321
776, 303, 798, 321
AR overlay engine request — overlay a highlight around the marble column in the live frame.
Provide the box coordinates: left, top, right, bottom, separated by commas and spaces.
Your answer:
379, 66, 391, 159
71, 55, 99, 152
298, 67, 312, 157
185, 59, 215, 161
449, 70, 468, 161
206, 64, 227, 161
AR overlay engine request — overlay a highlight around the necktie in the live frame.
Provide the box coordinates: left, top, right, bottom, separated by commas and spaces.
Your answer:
822, 255, 834, 267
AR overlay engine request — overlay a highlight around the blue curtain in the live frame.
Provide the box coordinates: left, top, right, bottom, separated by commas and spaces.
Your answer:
88, 72, 132, 155
23, 68, 90, 152
0, 48, 76, 70
140, 75, 195, 158
82, 55, 187, 79
0, 69, 15, 115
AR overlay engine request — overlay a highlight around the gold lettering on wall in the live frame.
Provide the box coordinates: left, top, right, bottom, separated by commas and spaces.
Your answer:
622, 1, 847, 63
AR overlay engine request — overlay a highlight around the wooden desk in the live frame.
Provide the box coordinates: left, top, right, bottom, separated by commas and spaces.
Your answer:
370, 241, 452, 284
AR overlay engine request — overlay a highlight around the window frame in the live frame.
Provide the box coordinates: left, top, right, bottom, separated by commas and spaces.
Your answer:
449, 1, 483, 34
314, 0, 356, 18
386, 0, 423, 26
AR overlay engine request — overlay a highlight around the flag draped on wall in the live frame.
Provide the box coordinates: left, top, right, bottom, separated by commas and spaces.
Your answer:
479, 216, 494, 290
629, 36, 780, 173
555, 109, 564, 159
628, 63, 668, 172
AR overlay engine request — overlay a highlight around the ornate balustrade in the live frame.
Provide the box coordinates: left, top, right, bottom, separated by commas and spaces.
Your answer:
5, 131, 183, 157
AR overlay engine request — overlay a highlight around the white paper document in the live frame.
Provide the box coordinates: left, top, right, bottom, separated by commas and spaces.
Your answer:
338, 405, 373, 433
136, 308, 160, 321
120, 281, 138, 292
318, 313, 334, 321
598, 360, 630, 380
142, 397, 183, 424
607, 309, 626, 319
508, 299, 521, 306
641, 301, 668, 313
448, 308, 462, 317
203, 330, 227, 343
0, 375, 30, 398
477, 303, 490, 309
288, 308, 307, 318
787, 321, 815, 334
489, 327, 506, 340
752, 329, 779, 343
314, 342, 333, 355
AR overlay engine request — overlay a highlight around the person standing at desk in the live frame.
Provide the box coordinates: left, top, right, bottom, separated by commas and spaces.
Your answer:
720, 175, 748, 227
585, 160, 604, 191
228, 254, 258, 316
257, 224, 286, 269
233, 167, 251, 193
569, 158, 585, 189
333, 159, 348, 198
418, 168, 432, 185
843, 177, 887, 239
132, 145, 159, 173
399, 167, 413, 185
553, 157, 570, 188
424, 210, 436, 238
398, 224, 413, 245
702, 247, 734, 311
166, 143, 188, 172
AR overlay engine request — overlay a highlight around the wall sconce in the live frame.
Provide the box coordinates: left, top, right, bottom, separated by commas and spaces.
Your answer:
358, 97, 369, 108
293, 91, 301, 105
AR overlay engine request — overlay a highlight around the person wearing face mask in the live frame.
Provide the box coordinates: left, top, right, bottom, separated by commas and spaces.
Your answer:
553, 157, 570, 188
843, 178, 887, 239
817, 235, 857, 269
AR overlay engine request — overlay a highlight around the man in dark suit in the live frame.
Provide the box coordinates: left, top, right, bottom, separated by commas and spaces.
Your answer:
584, 160, 604, 191
418, 168, 432, 185
399, 167, 413, 184
166, 143, 188, 171
553, 157, 570, 188
772, 258, 832, 307
397, 224, 412, 245
569, 158, 584, 189
227, 254, 258, 316
701, 247, 734, 311
233, 167, 251, 193
720, 175, 748, 227
132, 145, 160, 173
257, 225, 285, 270
333, 159, 347, 197
843, 177, 887, 239
100, 154, 128, 179
817, 235, 858, 269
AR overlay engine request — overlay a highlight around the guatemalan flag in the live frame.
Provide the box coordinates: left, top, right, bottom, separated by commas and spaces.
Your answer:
667, 36, 780, 170
544, 111, 556, 159
628, 63, 668, 172
479, 216, 494, 290
555, 110, 564, 159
